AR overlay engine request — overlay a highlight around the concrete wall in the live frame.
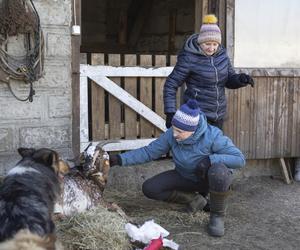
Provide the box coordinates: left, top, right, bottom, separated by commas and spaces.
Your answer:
0, 0, 73, 174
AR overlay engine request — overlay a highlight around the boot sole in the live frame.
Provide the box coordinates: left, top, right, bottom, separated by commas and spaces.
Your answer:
208, 226, 224, 237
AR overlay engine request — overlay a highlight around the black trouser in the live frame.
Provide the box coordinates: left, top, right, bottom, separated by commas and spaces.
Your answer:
142, 163, 233, 201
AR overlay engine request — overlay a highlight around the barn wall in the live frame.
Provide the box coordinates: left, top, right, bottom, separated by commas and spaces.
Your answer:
0, 0, 73, 173
81, 0, 195, 53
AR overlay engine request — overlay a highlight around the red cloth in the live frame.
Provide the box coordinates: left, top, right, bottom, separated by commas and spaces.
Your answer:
144, 236, 163, 250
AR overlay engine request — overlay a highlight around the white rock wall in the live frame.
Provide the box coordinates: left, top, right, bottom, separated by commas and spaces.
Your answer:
0, 0, 73, 173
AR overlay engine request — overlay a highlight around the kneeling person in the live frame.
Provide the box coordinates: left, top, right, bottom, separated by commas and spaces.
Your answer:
109, 99, 245, 237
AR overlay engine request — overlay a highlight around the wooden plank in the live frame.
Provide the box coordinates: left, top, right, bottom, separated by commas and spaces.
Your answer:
124, 54, 138, 139
80, 76, 89, 150
255, 78, 267, 158
80, 65, 174, 77
168, 9, 177, 52
279, 158, 292, 184
71, 0, 81, 156
154, 55, 167, 137
108, 54, 121, 139
91, 54, 105, 140
266, 78, 275, 158
291, 78, 300, 155
87, 75, 167, 132
226, 0, 235, 61
140, 55, 154, 138
81, 138, 156, 152
217, 0, 226, 46
194, 0, 202, 32
118, 9, 127, 45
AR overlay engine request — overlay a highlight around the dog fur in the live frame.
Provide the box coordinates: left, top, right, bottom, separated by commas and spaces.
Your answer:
0, 230, 63, 250
0, 148, 69, 244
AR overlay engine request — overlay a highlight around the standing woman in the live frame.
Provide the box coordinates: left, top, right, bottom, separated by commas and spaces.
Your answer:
164, 14, 254, 129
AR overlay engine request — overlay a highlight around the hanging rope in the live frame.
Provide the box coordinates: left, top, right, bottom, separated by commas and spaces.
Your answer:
0, 0, 44, 102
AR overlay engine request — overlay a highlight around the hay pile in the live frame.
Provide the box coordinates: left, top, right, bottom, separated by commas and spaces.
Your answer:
56, 205, 131, 250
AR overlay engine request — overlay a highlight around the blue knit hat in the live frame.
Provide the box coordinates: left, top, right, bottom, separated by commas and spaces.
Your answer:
171, 99, 200, 131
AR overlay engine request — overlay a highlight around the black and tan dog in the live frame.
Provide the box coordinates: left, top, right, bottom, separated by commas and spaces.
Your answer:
0, 148, 69, 247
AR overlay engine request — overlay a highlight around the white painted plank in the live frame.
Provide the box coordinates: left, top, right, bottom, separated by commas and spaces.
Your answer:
80, 64, 174, 77
81, 138, 156, 152
88, 75, 167, 132
80, 76, 89, 144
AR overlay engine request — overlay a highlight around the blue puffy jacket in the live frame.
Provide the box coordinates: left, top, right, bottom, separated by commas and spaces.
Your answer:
164, 34, 241, 122
119, 114, 245, 182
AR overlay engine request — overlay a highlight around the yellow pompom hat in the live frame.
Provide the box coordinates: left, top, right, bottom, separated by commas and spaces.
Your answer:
197, 14, 221, 44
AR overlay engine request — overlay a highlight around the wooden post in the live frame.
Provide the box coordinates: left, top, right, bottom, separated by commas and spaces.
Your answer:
72, 0, 81, 156
279, 158, 292, 184
194, 0, 209, 32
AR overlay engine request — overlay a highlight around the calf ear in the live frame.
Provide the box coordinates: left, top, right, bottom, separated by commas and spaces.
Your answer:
18, 148, 35, 158
32, 148, 59, 167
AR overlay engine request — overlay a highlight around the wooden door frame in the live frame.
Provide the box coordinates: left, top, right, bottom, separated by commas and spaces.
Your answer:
71, 0, 81, 156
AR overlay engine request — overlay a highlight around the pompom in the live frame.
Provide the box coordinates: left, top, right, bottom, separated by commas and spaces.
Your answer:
186, 99, 199, 109
203, 14, 218, 24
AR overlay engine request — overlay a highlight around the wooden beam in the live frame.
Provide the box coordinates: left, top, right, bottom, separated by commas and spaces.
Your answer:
80, 65, 174, 77
194, 0, 209, 32
226, 0, 235, 62
87, 75, 167, 132
71, 0, 82, 156
81, 138, 156, 152
279, 158, 292, 184
168, 9, 177, 52
80, 76, 89, 144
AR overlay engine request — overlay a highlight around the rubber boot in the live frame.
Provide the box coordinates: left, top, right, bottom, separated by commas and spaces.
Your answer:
208, 190, 230, 237
167, 191, 207, 212
294, 158, 300, 181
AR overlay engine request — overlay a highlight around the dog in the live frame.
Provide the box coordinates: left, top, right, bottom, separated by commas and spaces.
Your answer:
0, 229, 63, 250
0, 148, 69, 245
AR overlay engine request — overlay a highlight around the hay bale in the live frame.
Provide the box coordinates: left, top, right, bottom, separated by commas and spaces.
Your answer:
56, 205, 131, 250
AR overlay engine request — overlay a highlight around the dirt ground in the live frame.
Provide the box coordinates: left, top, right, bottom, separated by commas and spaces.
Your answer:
104, 173, 300, 250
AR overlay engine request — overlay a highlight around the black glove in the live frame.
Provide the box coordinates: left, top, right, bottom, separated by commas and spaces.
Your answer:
195, 156, 211, 180
109, 154, 122, 167
239, 73, 254, 87
165, 112, 175, 128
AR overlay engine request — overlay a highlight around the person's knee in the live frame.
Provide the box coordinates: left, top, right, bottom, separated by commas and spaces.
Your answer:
208, 163, 232, 192
142, 179, 160, 199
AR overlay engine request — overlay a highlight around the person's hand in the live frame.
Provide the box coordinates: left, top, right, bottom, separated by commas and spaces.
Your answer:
239, 73, 254, 87
109, 154, 121, 167
165, 112, 175, 128
195, 156, 211, 179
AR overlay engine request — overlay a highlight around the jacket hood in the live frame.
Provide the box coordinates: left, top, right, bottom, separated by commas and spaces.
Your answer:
177, 113, 208, 145
183, 34, 223, 56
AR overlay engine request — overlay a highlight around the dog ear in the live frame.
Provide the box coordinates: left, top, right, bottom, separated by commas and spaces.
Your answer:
32, 149, 59, 167
18, 148, 35, 158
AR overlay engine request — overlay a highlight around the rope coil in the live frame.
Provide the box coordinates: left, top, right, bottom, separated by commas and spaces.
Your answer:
0, 0, 44, 102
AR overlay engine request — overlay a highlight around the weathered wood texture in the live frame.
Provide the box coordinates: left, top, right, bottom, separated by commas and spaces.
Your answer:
90, 53, 179, 141
89, 54, 300, 159
223, 77, 300, 159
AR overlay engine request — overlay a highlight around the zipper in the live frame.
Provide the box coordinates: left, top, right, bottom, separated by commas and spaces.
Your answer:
210, 57, 219, 121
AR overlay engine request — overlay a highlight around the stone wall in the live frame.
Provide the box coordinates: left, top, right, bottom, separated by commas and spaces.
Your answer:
0, 0, 73, 174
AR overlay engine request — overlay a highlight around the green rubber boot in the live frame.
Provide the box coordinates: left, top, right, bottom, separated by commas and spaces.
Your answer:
167, 191, 207, 212
208, 190, 230, 237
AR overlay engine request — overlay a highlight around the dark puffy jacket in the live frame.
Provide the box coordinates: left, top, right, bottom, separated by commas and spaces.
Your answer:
164, 34, 240, 122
